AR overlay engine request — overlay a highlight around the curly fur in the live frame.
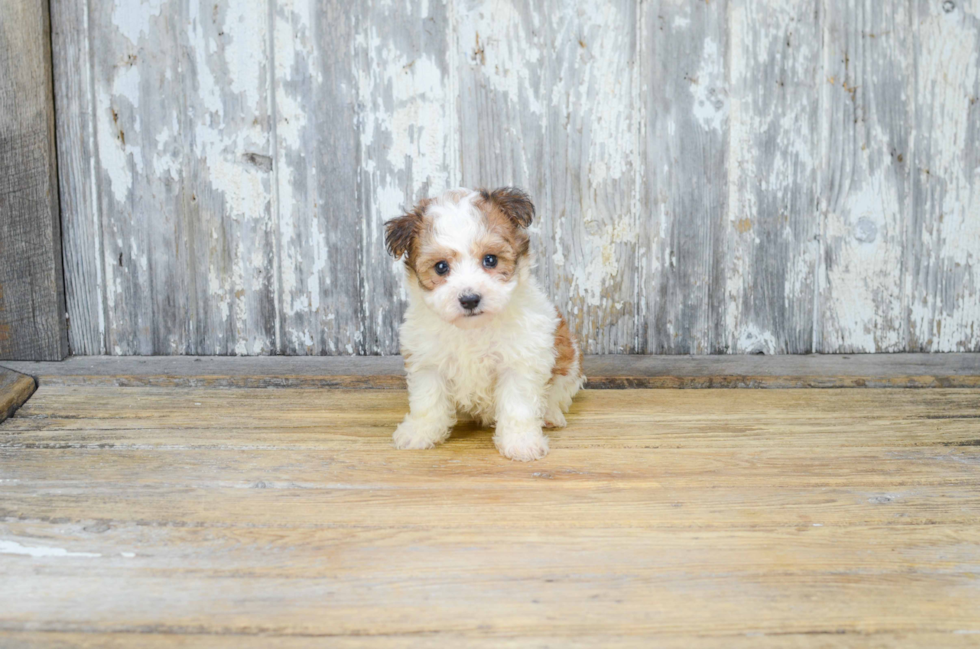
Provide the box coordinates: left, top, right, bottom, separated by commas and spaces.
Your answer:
385, 188, 584, 461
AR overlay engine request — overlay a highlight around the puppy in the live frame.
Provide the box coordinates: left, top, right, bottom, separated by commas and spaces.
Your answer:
384, 187, 584, 461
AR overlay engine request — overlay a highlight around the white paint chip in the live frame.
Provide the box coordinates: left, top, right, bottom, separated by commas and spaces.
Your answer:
0, 540, 101, 558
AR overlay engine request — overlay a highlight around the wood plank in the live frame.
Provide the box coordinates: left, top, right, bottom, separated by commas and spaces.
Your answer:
0, 571, 974, 637
1, 385, 979, 642
641, 0, 729, 353
2, 354, 978, 389
50, 0, 105, 355
456, 0, 641, 353
4, 632, 980, 649
88, 0, 181, 354
907, 1, 980, 352
3, 446, 979, 489
725, 0, 822, 353
274, 1, 362, 355
6, 386, 980, 451
5, 415, 978, 450
817, 0, 913, 352
84, 0, 279, 355
0, 0, 69, 361
179, 0, 278, 355
5, 483, 978, 529
0, 367, 35, 423
5, 522, 979, 577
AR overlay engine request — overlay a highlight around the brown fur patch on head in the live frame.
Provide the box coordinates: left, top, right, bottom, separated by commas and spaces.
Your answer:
470, 229, 521, 282
384, 198, 431, 260
480, 187, 535, 228
551, 312, 579, 378
475, 188, 533, 267
441, 188, 471, 204
414, 243, 458, 291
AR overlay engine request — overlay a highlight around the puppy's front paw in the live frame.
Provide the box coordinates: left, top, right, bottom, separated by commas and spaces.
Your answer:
494, 423, 549, 461
393, 417, 450, 450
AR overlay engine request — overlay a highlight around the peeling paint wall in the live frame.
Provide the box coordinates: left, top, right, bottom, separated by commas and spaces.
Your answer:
51, 0, 980, 355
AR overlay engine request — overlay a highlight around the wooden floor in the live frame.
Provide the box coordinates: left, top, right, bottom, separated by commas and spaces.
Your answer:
2, 365, 980, 646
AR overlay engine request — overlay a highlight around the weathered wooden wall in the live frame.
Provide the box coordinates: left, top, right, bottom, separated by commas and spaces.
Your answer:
0, 0, 69, 361
51, 0, 980, 355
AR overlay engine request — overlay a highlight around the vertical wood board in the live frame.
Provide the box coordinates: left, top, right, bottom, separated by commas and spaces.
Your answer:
725, 0, 822, 354
274, 0, 363, 355
51, 0, 105, 356
817, 0, 913, 353
907, 0, 980, 352
641, 0, 730, 354
0, 0, 68, 361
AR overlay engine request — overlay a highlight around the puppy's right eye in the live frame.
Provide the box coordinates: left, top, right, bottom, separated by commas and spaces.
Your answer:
434, 261, 450, 276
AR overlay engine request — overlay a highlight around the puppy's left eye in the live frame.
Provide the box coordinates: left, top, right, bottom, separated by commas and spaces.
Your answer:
482, 254, 498, 269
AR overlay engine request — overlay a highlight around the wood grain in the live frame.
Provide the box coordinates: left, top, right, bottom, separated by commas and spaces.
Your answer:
4, 632, 980, 649
641, 0, 729, 354
0, 367, 35, 422
725, 0, 821, 354
818, 0, 912, 353
0, 0, 68, 361
87, 0, 177, 354
2, 353, 979, 389
50, 1, 980, 354
274, 1, 363, 355
84, 0, 280, 355
1, 383, 979, 645
907, 1, 980, 352
181, 0, 279, 356
50, 0, 105, 355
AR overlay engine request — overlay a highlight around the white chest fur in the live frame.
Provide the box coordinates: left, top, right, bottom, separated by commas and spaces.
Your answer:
399, 276, 560, 422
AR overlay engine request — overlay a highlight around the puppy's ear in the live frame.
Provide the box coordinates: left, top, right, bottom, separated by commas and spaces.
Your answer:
482, 187, 534, 228
384, 201, 428, 258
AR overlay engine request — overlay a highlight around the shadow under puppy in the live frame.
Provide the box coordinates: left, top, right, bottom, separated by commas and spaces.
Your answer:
385, 187, 585, 461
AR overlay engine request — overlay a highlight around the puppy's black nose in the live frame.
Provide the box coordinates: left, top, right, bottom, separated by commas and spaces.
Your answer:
459, 294, 481, 310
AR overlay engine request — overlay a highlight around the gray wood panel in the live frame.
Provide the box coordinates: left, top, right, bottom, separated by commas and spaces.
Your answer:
0, 0, 69, 361
907, 0, 980, 352
725, 0, 822, 354
818, 0, 912, 353
5, 354, 978, 389
88, 0, 177, 354
180, 0, 279, 356
51, 0, 105, 356
51, 0, 980, 355
641, 0, 730, 354
86, 0, 279, 355
274, 1, 363, 355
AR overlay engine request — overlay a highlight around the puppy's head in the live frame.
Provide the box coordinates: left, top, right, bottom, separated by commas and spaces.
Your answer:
385, 187, 534, 329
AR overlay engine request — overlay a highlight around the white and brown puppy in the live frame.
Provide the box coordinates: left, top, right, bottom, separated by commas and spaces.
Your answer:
385, 187, 584, 461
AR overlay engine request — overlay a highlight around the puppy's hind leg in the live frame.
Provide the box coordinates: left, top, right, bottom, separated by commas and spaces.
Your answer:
543, 372, 583, 429
393, 369, 455, 450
